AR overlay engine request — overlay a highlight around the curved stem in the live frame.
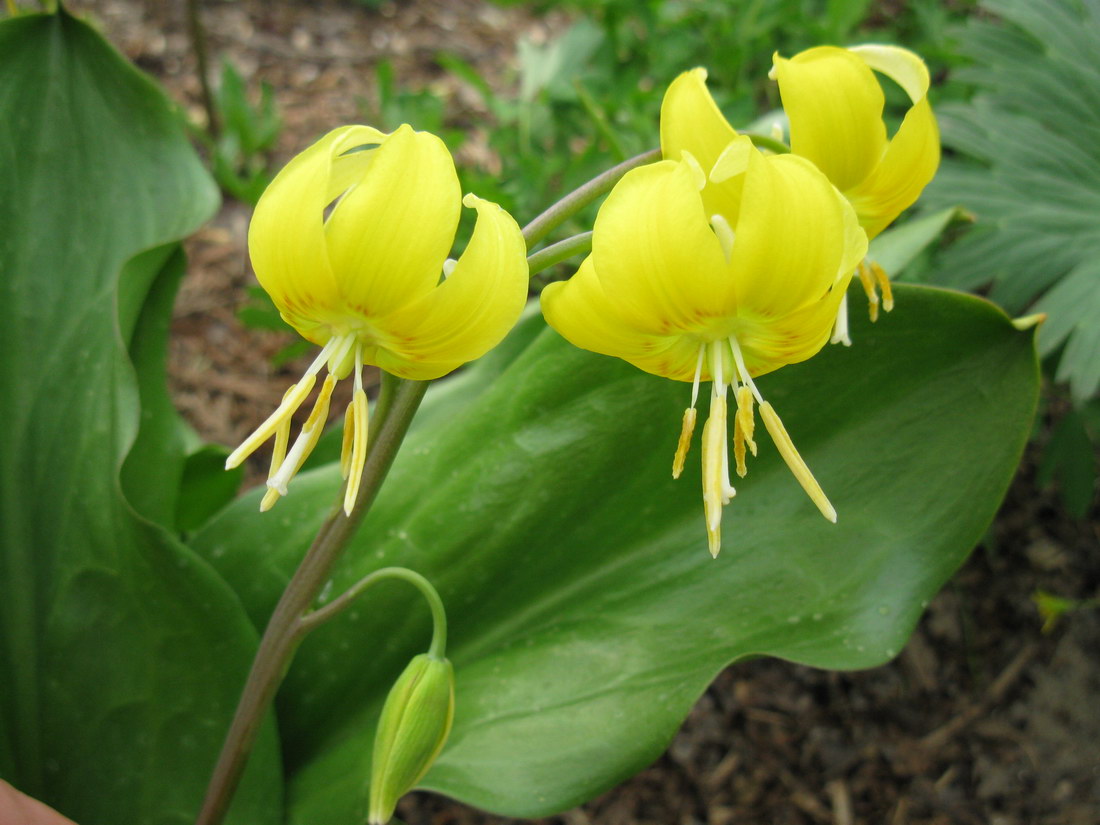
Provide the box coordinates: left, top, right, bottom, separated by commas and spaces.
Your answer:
194, 377, 429, 825
743, 132, 790, 155
300, 567, 447, 659
522, 147, 660, 248
526, 231, 593, 277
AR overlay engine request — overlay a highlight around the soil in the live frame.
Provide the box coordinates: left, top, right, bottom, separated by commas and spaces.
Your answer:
65, 1, 1100, 823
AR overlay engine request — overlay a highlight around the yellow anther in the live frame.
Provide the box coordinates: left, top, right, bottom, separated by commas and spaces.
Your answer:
857, 260, 880, 322
225, 374, 317, 470
736, 385, 756, 450
267, 385, 296, 482
871, 260, 893, 312
343, 388, 370, 515
758, 401, 836, 523
266, 374, 337, 503
259, 486, 282, 513
672, 407, 697, 479
340, 401, 356, 480
701, 394, 728, 558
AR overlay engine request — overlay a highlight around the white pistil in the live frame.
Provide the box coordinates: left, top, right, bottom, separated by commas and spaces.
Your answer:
831, 292, 852, 347
709, 214, 736, 263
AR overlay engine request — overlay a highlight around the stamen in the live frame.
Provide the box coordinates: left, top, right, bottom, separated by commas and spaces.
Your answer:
709, 214, 736, 263
225, 374, 317, 470
858, 260, 880, 322
831, 292, 853, 347
267, 385, 295, 481
728, 336, 763, 404
224, 339, 336, 470
701, 394, 727, 558
732, 385, 757, 477
340, 402, 355, 480
871, 260, 893, 313
672, 407, 697, 479
267, 373, 337, 499
758, 401, 837, 523
673, 345, 707, 480
690, 344, 705, 408
343, 344, 369, 515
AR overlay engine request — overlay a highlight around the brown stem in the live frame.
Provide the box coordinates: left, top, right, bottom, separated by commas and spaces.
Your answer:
185, 0, 219, 138
194, 377, 428, 825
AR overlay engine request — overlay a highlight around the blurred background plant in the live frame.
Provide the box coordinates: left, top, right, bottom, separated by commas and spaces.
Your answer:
919, 0, 1100, 518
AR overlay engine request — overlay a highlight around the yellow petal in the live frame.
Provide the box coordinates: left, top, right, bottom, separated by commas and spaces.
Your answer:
772, 47, 887, 192
737, 283, 848, 376
372, 194, 527, 381
541, 256, 703, 381
845, 97, 940, 239
659, 68, 744, 221
248, 125, 383, 332
326, 124, 462, 319
591, 159, 735, 333
729, 152, 854, 318
848, 44, 930, 105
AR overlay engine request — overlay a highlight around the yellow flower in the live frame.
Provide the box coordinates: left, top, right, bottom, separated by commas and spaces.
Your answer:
225, 124, 528, 514
771, 45, 940, 332
541, 120, 866, 557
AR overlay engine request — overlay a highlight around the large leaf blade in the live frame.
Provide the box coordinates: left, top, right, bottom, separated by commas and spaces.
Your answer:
193, 285, 1037, 820
0, 11, 281, 824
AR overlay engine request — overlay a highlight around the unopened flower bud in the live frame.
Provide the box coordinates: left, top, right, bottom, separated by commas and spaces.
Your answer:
368, 653, 455, 825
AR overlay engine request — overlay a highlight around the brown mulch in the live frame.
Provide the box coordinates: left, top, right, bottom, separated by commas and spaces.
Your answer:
68, 1, 1100, 823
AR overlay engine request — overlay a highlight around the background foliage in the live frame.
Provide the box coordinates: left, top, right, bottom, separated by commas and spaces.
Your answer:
0, 0, 1082, 823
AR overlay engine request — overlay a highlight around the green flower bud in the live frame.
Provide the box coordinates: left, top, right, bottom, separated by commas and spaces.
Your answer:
368, 653, 455, 825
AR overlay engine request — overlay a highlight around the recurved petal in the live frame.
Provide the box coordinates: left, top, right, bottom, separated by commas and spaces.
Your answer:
738, 282, 848, 377
730, 152, 852, 318
845, 97, 940, 239
542, 256, 704, 382
371, 194, 527, 381
773, 46, 887, 192
249, 125, 381, 324
849, 44, 930, 104
591, 159, 734, 334
326, 124, 462, 319
660, 68, 744, 221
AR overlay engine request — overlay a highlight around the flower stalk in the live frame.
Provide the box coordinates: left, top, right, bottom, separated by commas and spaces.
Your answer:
194, 376, 429, 825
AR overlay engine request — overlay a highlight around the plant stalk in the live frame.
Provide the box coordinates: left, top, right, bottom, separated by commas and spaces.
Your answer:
299, 567, 448, 659
185, 0, 219, 138
526, 231, 593, 277
522, 147, 660, 248
194, 377, 428, 825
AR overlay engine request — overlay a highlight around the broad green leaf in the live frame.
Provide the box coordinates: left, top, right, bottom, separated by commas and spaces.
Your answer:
0, 11, 281, 824
923, 0, 1100, 401
193, 285, 1037, 821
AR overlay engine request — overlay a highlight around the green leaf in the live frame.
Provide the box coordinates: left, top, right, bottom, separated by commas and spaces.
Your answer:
1037, 404, 1099, 518
193, 285, 1037, 821
0, 11, 281, 824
